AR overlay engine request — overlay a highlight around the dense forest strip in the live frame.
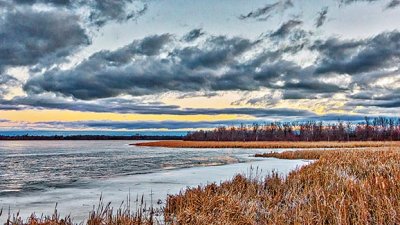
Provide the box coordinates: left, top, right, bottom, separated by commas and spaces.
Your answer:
133, 140, 400, 148
184, 117, 400, 142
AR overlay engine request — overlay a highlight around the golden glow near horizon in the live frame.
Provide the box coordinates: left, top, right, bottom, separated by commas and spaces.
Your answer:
0, 90, 355, 131
0, 109, 250, 123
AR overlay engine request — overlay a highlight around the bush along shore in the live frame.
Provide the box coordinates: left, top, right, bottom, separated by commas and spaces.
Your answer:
3, 147, 400, 224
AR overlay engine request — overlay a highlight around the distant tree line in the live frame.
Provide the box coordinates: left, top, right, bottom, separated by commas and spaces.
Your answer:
0, 135, 183, 141
184, 117, 400, 142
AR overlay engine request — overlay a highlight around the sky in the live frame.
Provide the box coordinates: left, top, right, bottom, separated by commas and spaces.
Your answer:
0, 0, 400, 131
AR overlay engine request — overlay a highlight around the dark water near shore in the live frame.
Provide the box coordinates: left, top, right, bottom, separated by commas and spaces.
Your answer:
0, 140, 266, 197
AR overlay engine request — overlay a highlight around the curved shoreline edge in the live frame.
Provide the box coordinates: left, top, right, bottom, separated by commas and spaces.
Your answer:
132, 140, 400, 149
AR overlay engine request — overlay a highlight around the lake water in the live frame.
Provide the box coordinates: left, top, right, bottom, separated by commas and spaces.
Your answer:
0, 140, 310, 222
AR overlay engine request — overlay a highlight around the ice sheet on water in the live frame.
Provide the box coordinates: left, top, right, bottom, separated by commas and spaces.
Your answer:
0, 140, 309, 223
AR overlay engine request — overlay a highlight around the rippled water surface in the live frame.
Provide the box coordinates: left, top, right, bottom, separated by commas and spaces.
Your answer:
0, 140, 270, 196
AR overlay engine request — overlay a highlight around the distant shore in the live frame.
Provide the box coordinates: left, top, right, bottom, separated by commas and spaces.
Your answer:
133, 140, 400, 149
0, 135, 183, 141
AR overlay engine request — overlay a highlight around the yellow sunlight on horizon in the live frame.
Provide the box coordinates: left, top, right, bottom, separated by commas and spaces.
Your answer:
0, 109, 249, 122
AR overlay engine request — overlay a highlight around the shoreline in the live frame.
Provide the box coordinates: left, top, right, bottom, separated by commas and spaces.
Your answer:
3, 142, 400, 224
0, 156, 308, 224
133, 140, 400, 149
0, 135, 182, 141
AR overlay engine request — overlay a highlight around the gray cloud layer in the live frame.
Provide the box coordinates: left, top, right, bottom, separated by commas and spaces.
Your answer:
270, 19, 303, 39
24, 30, 347, 101
239, 0, 293, 21
312, 31, 400, 75
6, 0, 148, 26
386, 0, 400, 8
315, 7, 328, 28
1, 0, 400, 128
0, 94, 315, 118
182, 29, 205, 42
22, 27, 400, 110
0, 6, 90, 72
0, 75, 20, 97
0, 0, 148, 81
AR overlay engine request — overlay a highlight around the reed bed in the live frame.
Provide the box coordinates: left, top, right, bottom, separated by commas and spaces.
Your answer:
134, 140, 400, 149
254, 149, 345, 159
2, 196, 156, 225
164, 148, 400, 224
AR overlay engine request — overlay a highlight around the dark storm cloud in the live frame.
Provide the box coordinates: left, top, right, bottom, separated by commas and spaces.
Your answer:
386, 0, 400, 8
11, 0, 70, 5
0, 7, 90, 71
312, 31, 400, 75
35, 119, 272, 130
0, 94, 315, 118
0, 75, 20, 97
339, 0, 380, 5
5, 0, 148, 27
309, 32, 400, 109
282, 90, 319, 100
284, 80, 345, 93
182, 29, 205, 42
270, 19, 303, 39
0, 95, 181, 114
281, 85, 343, 100
347, 88, 400, 108
239, 0, 293, 21
348, 99, 400, 108
176, 36, 256, 69
0, 105, 22, 110
23, 31, 347, 101
24, 35, 261, 100
37, 120, 237, 130
198, 108, 315, 117
86, 1, 148, 27
374, 101, 400, 108
11, 8, 400, 112
315, 7, 328, 28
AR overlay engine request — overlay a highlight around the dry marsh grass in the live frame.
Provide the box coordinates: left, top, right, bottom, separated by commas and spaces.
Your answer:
134, 140, 400, 149
254, 149, 343, 159
164, 148, 400, 224
2, 196, 156, 225
4, 147, 400, 224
